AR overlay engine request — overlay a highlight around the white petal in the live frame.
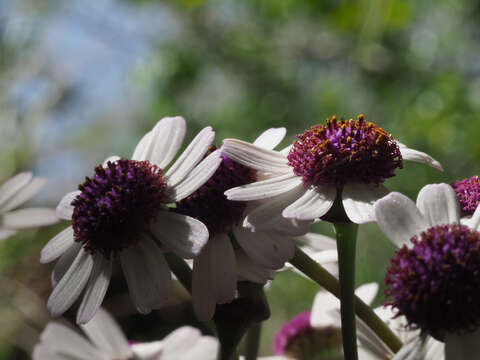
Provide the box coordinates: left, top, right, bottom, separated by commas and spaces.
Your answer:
0, 228, 16, 241
150, 211, 209, 259
2, 208, 58, 229
293, 232, 336, 251
465, 205, 480, 232
165, 126, 215, 187
32, 344, 64, 360
103, 156, 121, 166
342, 184, 389, 224
243, 185, 310, 235
416, 183, 460, 226
234, 227, 295, 269
132, 130, 153, 160
160, 326, 201, 357
166, 149, 222, 202
131, 341, 163, 358
225, 173, 302, 201
310, 291, 339, 327
47, 248, 94, 317
283, 185, 336, 221
0, 172, 32, 209
222, 138, 291, 173
192, 234, 236, 321
41, 226, 75, 264
446, 330, 480, 360
0, 177, 46, 212
354, 283, 378, 306
76, 255, 112, 324
51, 243, 82, 287
139, 116, 186, 168
374, 192, 429, 248
56, 191, 81, 220
36, 322, 103, 360
236, 249, 273, 284
399, 145, 443, 171
80, 308, 131, 358
182, 337, 219, 360
253, 128, 286, 150
120, 237, 172, 314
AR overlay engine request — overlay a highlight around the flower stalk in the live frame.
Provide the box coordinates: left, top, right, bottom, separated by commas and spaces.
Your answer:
245, 322, 262, 360
289, 246, 403, 354
335, 222, 359, 360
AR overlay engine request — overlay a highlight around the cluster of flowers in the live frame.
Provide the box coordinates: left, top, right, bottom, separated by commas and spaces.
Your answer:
3, 115, 480, 359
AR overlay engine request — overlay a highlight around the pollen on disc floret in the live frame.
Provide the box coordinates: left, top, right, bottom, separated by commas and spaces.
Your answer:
175, 146, 257, 237
385, 224, 480, 335
71, 159, 167, 258
287, 115, 403, 187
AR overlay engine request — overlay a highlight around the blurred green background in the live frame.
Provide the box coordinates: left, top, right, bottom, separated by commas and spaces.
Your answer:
1, 0, 480, 358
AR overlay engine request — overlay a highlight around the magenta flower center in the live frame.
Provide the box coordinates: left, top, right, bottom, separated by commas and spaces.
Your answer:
287, 115, 403, 187
71, 159, 167, 258
273, 311, 342, 359
175, 147, 256, 237
386, 224, 480, 335
452, 175, 480, 215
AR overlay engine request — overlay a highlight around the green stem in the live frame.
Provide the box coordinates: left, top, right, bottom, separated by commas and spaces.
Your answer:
164, 252, 192, 294
289, 246, 402, 354
245, 322, 261, 360
335, 222, 359, 360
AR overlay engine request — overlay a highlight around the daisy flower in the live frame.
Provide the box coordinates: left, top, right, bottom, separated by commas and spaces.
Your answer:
375, 183, 480, 359
222, 115, 442, 224
0, 172, 58, 240
175, 128, 313, 321
40, 116, 222, 324
33, 308, 218, 360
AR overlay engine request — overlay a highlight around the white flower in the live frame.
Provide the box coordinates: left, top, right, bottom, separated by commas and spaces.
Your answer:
0, 172, 58, 240
375, 183, 480, 360
222, 117, 442, 225
176, 128, 316, 321
33, 308, 218, 360
41, 116, 222, 324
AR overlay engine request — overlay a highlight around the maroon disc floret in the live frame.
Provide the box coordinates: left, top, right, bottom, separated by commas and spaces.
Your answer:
71, 159, 167, 258
386, 224, 480, 335
175, 146, 256, 237
273, 311, 342, 358
452, 175, 480, 215
287, 115, 403, 187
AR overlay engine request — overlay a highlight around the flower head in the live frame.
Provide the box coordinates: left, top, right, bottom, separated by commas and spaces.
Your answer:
176, 147, 256, 237
0, 172, 58, 240
72, 159, 167, 258
386, 224, 480, 335
287, 115, 403, 187
375, 183, 480, 357
452, 175, 480, 216
223, 116, 442, 224
175, 128, 312, 321
41, 117, 222, 324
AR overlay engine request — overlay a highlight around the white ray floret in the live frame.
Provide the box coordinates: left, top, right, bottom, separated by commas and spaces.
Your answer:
0, 173, 58, 240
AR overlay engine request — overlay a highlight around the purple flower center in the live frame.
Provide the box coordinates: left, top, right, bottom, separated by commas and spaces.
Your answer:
452, 176, 480, 215
287, 115, 403, 187
273, 311, 342, 359
386, 224, 480, 335
71, 159, 167, 258
175, 147, 256, 237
